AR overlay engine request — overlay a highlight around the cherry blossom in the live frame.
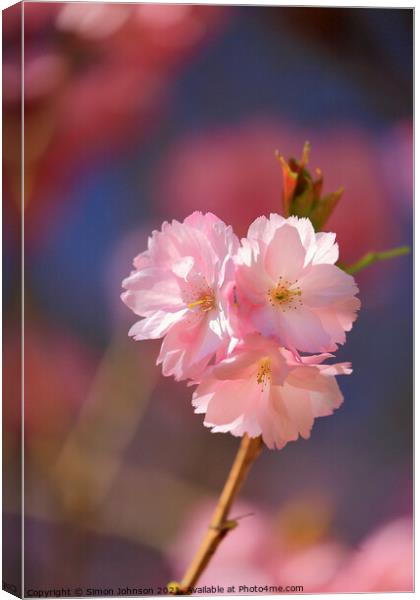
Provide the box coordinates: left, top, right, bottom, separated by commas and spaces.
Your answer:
122, 212, 239, 380
235, 214, 360, 353
192, 334, 351, 449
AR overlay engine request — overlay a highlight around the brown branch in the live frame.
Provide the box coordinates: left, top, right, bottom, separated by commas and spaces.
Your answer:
171, 434, 263, 594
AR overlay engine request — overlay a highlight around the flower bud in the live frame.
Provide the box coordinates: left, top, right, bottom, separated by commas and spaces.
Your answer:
276, 141, 344, 231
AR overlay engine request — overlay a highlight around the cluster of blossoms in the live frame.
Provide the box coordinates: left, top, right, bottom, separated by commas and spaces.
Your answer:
122, 211, 360, 449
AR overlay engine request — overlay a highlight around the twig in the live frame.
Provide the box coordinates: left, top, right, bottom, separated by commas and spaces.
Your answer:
344, 246, 410, 275
171, 434, 263, 594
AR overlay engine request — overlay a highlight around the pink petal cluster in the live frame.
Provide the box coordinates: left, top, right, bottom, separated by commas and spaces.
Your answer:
328, 517, 413, 592
192, 335, 351, 449
235, 214, 360, 353
122, 212, 238, 380
122, 211, 360, 448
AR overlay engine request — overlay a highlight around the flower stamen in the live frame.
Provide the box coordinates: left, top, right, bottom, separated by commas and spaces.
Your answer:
187, 292, 215, 312
256, 358, 271, 391
268, 277, 303, 312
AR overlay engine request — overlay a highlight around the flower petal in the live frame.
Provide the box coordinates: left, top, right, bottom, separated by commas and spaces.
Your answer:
128, 309, 186, 340
264, 223, 307, 282
313, 232, 339, 264
300, 264, 359, 308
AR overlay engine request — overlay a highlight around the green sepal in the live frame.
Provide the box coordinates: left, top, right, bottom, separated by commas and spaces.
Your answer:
310, 187, 344, 231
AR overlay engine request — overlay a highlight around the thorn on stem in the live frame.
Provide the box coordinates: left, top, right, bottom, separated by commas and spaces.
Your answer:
211, 519, 238, 533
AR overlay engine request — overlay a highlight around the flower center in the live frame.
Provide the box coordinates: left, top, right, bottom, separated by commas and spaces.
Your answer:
187, 290, 216, 312
256, 358, 271, 390
268, 277, 303, 312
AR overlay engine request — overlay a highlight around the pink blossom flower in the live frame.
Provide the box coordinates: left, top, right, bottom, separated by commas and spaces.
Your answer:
121, 212, 239, 381
328, 517, 413, 592
272, 541, 347, 592
192, 334, 351, 449
235, 214, 360, 353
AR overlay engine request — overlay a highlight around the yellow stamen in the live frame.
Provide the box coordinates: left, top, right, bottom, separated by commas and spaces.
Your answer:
256, 358, 271, 390
187, 292, 215, 312
268, 277, 303, 312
